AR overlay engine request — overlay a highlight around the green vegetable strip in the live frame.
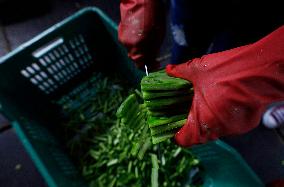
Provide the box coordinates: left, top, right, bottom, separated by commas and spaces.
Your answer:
124, 105, 147, 128
148, 109, 188, 117
173, 147, 182, 158
138, 137, 152, 160
127, 114, 144, 130
116, 94, 137, 118
127, 161, 133, 173
151, 168, 159, 187
143, 88, 193, 100
121, 102, 147, 128
152, 131, 176, 144
135, 89, 144, 99
121, 101, 140, 122
144, 95, 192, 109
131, 142, 141, 156
107, 159, 119, 167
131, 124, 149, 156
108, 178, 116, 187
141, 70, 191, 91
150, 119, 186, 136
147, 102, 190, 112
148, 114, 187, 128
132, 114, 148, 132
150, 154, 159, 169
135, 167, 139, 178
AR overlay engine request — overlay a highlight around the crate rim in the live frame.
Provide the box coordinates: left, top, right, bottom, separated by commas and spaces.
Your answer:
12, 121, 58, 187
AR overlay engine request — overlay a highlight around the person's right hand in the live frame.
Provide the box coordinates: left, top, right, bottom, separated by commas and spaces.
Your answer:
166, 25, 284, 147
118, 0, 166, 71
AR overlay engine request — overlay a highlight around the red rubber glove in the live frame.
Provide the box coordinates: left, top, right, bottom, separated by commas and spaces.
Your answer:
118, 0, 166, 70
166, 26, 284, 147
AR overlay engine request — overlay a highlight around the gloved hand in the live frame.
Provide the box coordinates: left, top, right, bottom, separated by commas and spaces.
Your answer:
118, 0, 166, 71
166, 26, 284, 147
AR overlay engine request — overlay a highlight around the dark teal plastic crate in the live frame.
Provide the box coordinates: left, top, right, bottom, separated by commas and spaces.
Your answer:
0, 7, 264, 187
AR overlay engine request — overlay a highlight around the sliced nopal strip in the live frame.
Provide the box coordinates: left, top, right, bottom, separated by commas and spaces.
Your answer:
150, 119, 186, 136
145, 95, 192, 110
141, 70, 191, 91
116, 94, 137, 118
142, 88, 193, 100
148, 114, 187, 128
152, 131, 176, 144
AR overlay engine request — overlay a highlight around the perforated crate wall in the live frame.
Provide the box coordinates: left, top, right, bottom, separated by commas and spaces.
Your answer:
20, 35, 93, 95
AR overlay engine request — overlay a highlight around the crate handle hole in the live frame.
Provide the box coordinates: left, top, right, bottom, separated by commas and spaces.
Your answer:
32, 38, 64, 58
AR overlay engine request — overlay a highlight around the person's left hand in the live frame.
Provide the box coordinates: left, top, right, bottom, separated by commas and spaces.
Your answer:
166, 25, 284, 147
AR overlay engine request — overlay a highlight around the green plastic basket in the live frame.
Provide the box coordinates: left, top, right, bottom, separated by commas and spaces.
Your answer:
0, 7, 264, 187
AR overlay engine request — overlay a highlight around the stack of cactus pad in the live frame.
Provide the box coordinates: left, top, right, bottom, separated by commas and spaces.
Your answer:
116, 94, 152, 160
141, 70, 193, 144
